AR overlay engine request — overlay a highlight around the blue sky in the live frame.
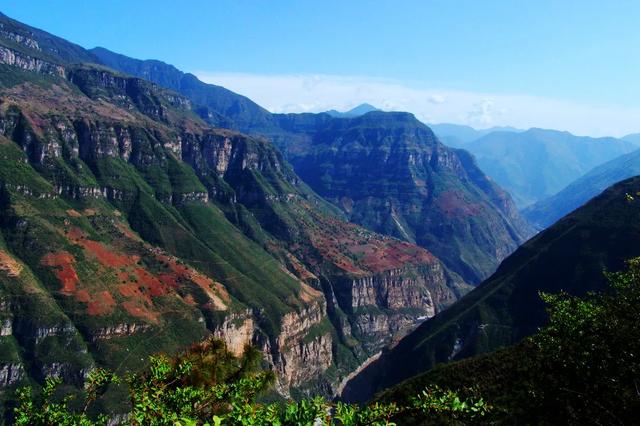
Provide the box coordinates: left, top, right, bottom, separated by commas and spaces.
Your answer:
3, 1, 640, 136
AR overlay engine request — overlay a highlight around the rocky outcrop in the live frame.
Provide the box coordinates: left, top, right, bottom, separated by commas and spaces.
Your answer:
341, 268, 437, 312
67, 67, 192, 122
277, 333, 332, 391
0, 319, 12, 336
0, 45, 64, 77
176, 191, 209, 205
212, 310, 256, 357
0, 363, 25, 387
29, 323, 77, 345
40, 362, 90, 385
90, 323, 151, 341
271, 301, 333, 391
0, 25, 40, 50
54, 185, 124, 201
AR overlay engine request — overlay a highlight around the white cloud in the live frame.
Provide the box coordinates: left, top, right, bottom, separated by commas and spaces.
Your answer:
467, 99, 496, 127
193, 71, 640, 137
427, 94, 446, 104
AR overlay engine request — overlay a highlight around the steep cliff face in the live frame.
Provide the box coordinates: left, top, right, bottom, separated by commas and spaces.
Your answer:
0, 18, 467, 412
0, 45, 65, 77
269, 112, 533, 284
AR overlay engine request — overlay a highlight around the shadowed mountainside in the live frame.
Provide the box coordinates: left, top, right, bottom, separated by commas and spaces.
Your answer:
341, 175, 640, 402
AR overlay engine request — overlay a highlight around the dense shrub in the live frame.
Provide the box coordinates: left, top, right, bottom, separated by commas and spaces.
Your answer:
12, 336, 488, 425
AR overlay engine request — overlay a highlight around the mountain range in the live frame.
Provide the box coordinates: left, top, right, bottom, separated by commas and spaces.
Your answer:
0, 12, 477, 411
3, 9, 638, 423
0, 11, 536, 416
266, 111, 533, 283
324, 103, 380, 118
429, 123, 523, 148
90, 46, 533, 285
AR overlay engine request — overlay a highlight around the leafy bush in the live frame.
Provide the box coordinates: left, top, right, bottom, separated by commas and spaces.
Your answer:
12, 337, 489, 425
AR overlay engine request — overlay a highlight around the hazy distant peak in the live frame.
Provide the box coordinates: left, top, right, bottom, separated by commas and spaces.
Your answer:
622, 133, 640, 146
325, 103, 380, 117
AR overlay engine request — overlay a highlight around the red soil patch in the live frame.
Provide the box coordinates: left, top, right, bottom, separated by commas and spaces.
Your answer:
75, 289, 91, 303
87, 291, 116, 316
360, 241, 436, 273
158, 273, 180, 288
299, 282, 323, 303
154, 253, 230, 309
134, 267, 168, 297
41, 252, 79, 295
80, 239, 138, 268
66, 226, 86, 241
118, 283, 147, 301
285, 253, 317, 281
121, 300, 159, 323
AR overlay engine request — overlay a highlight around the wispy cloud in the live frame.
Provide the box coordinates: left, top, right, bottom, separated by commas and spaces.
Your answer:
194, 72, 640, 137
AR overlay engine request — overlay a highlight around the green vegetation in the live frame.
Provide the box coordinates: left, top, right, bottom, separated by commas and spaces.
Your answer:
13, 337, 489, 425
17, 252, 638, 425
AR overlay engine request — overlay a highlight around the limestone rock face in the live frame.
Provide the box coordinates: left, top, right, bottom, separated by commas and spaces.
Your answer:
213, 311, 255, 357
90, 323, 151, 341
0, 363, 25, 387
0, 45, 64, 77
272, 301, 333, 390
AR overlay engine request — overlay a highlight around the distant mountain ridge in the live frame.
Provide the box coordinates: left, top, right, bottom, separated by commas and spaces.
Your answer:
524, 146, 640, 228
455, 128, 637, 207
622, 133, 640, 146
430, 123, 523, 148
90, 47, 277, 132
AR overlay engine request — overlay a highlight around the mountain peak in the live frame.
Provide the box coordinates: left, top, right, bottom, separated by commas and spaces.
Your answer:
348, 103, 379, 114
325, 103, 380, 118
